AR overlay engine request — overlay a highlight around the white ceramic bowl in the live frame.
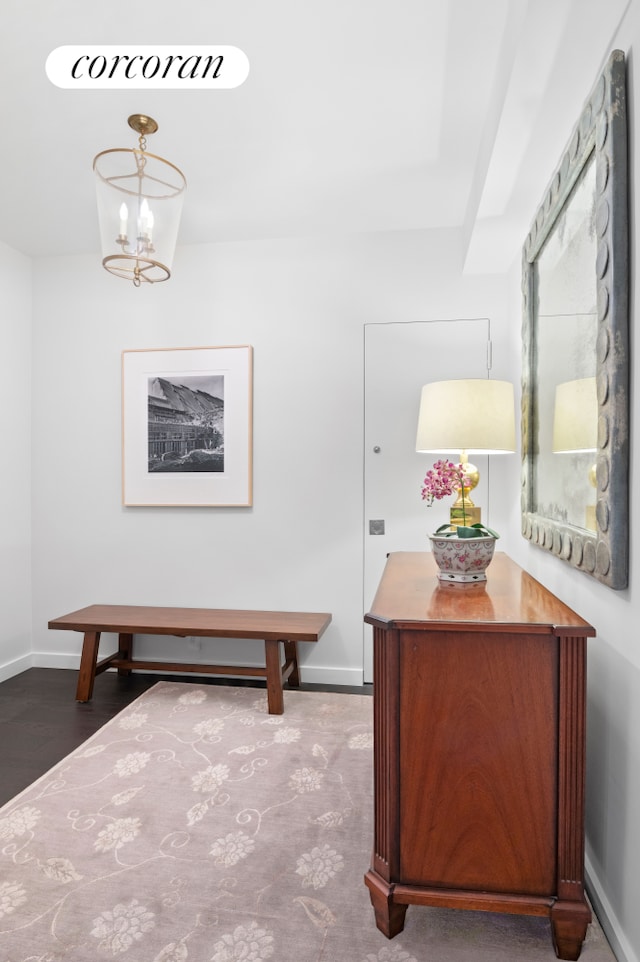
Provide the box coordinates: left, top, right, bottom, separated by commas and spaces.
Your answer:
429, 534, 497, 583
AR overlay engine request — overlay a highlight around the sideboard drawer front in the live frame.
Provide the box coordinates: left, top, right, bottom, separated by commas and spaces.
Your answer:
398, 629, 558, 895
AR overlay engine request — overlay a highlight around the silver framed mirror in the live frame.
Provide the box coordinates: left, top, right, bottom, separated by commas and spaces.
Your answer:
521, 50, 629, 589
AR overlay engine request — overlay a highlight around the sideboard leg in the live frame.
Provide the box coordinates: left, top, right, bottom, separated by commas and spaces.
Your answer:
364, 870, 408, 938
550, 900, 591, 960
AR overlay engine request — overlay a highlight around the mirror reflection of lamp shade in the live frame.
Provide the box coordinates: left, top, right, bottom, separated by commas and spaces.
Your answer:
552, 377, 597, 454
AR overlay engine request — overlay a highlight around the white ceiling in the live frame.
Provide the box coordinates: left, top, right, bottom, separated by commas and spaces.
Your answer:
0, 0, 630, 272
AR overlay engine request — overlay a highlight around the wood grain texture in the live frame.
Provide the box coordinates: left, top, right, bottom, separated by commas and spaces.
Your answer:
49, 604, 332, 641
364, 551, 595, 961
49, 605, 332, 714
371, 625, 400, 881
398, 629, 557, 894
365, 552, 596, 636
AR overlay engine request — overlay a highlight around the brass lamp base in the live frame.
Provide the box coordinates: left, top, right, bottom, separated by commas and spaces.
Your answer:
450, 503, 481, 527
450, 455, 481, 526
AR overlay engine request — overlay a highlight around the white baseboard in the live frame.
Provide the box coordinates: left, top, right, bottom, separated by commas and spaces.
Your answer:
298, 664, 365, 688
586, 854, 635, 962
33, 653, 79, 670
0, 654, 33, 683
29, 653, 365, 689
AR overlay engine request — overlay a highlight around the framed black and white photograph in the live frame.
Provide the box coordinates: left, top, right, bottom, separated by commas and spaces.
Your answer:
122, 345, 253, 506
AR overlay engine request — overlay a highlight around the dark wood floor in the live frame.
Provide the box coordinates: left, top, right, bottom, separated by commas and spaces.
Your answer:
0, 668, 371, 808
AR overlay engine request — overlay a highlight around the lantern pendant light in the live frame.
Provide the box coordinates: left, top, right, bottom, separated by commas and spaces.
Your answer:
93, 114, 186, 286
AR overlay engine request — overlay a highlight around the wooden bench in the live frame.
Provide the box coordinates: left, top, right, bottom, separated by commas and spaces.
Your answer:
48, 604, 332, 714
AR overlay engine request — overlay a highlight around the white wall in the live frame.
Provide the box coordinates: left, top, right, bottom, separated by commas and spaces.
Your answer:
0, 241, 32, 680
504, 7, 640, 961
12, 28, 640, 956
30, 229, 511, 685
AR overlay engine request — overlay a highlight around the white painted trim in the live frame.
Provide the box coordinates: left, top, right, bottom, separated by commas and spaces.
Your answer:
586, 854, 635, 962
299, 665, 365, 687
0, 655, 33, 683
33, 653, 79, 670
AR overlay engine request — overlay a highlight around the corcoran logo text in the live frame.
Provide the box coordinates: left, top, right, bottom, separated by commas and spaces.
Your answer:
46, 46, 250, 89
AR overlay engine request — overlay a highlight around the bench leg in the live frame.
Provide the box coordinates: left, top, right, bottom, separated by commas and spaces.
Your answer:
264, 639, 284, 715
284, 640, 300, 687
76, 630, 101, 702
118, 633, 133, 675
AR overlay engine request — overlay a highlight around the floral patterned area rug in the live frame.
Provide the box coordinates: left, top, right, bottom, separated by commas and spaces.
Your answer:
0, 682, 616, 962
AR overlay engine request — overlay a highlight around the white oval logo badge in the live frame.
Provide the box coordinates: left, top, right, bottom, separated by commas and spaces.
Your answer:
46, 45, 249, 89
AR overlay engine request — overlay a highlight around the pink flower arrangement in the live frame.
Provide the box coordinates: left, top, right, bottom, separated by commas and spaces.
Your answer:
421, 459, 499, 540
420, 459, 470, 508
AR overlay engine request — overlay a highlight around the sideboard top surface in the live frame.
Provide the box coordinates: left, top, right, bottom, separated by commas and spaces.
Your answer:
365, 552, 595, 637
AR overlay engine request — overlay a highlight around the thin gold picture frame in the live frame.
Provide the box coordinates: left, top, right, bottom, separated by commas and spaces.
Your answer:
122, 345, 253, 507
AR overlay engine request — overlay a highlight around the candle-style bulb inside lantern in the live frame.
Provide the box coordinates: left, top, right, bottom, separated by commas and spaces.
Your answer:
119, 203, 128, 237
139, 198, 150, 235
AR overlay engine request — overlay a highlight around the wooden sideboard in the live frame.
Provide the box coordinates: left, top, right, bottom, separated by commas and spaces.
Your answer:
364, 551, 596, 961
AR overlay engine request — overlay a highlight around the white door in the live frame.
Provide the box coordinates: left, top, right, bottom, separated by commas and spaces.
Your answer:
363, 319, 491, 682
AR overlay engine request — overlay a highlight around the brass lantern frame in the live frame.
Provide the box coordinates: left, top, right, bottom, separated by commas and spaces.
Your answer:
93, 114, 186, 286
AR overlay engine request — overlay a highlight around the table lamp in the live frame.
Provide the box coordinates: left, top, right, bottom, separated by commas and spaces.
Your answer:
415, 379, 516, 526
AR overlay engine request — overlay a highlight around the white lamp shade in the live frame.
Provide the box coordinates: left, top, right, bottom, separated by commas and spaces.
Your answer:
552, 377, 597, 453
415, 379, 516, 454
